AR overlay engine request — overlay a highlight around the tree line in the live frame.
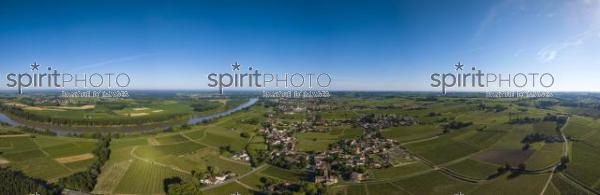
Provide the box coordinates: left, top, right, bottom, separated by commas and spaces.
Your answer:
0, 168, 61, 195
0, 104, 188, 126
58, 136, 111, 192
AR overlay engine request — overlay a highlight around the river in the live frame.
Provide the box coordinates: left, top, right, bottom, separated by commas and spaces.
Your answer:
0, 97, 259, 135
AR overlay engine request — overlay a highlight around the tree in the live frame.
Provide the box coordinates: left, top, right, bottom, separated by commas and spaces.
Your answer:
167, 182, 203, 195
355, 166, 367, 173
303, 183, 317, 195
207, 166, 219, 177
0, 168, 61, 195
163, 176, 182, 193
59, 136, 111, 192
557, 156, 569, 171
260, 176, 276, 192
522, 143, 530, 150
517, 163, 526, 171
240, 132, 250, 138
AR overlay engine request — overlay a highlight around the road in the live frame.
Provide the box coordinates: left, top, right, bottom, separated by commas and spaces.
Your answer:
129, 146, 191, 175
538, 117, 599, 195
200, 164, 268, 191
540, 117, 569, 195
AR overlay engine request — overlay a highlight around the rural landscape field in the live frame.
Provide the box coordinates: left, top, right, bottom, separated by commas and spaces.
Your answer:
1, 91, 600, 195
2, 0, 599, 194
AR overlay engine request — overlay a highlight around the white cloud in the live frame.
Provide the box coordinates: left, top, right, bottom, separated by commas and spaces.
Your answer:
537, 47, 558, 62
537, 29, 599, 63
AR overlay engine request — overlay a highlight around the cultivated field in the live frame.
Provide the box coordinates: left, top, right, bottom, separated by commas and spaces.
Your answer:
0, 129, 97, 182
2, 93, 600, 194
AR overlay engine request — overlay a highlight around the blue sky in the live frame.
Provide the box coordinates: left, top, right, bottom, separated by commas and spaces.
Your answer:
0, 0, 599, 91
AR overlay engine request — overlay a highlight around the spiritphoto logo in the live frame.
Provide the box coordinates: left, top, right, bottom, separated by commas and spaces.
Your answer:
207, 62, 332, 98
5, 62, 131, 97
430, 61, 555, 96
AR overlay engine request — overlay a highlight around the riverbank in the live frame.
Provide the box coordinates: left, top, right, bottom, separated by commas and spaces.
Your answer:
0, 98, 259, 135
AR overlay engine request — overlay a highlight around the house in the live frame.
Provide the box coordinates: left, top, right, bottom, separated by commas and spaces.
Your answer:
351, 172, 363, 182
200, 174, 230, 185
314, 165, 338, 185
232, 152, 250, 161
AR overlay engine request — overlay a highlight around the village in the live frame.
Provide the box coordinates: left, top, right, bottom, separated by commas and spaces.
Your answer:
252, 100, 417, 186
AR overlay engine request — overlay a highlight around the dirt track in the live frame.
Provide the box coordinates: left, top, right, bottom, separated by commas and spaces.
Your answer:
55, 153, 95, 164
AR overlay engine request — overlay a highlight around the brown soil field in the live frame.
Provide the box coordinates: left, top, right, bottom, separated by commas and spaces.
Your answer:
0, 159, 10, 165
473, 149, 534, 166
55, 153, 95, 164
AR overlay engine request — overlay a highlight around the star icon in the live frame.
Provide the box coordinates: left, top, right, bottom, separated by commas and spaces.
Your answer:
454, 61, 464, 71
31, 62, 40, 71
232, 62, 241, 71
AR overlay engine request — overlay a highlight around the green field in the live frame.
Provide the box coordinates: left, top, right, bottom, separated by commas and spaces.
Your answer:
444, 159, 498, 179
370, 162, 431, 180
295, 132, 339, 152
90, 104, 261, 194
2, 94, 600, 194
113, 159, 192, 194
390, 171, 477, 194
382, 124, 441, 142
0, 97, 243, 127
0, 134, 97, 181
405, 134, 481, 165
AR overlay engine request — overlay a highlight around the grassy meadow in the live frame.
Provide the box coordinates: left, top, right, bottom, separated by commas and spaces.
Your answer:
1, 93, 600, 194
